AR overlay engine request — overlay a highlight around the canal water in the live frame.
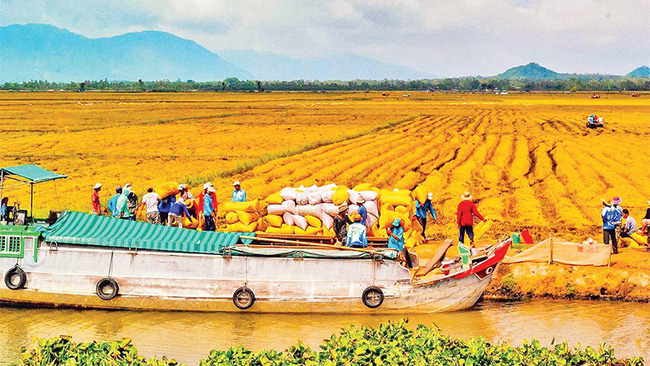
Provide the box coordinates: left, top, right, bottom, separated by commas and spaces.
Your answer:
1, 299, 647, 365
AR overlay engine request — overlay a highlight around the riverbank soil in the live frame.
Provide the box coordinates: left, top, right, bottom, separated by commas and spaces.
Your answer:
413, 242, 650, 301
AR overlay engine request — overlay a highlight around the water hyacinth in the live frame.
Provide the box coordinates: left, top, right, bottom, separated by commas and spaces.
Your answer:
15, 320, 644, 366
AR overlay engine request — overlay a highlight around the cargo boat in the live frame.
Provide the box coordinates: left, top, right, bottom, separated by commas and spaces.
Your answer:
0, 211, 510, 313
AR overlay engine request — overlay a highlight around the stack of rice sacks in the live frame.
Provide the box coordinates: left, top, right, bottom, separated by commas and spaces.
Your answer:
376, 186, 427, 249
221, 199, 267, 232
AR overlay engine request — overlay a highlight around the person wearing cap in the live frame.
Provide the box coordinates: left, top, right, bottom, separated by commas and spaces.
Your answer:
414, 192, 439, 238
388, 218, 405, 251
107, 186, 122, 217
168, 198, 191, 228
457, 192, 485, 246
356, 197, 368, 226
115, 185, 133, 220
620, 209, 637, 239
197, 182, 218, 218
123, 183, 138, 220
601, 196, 623, 253
141, 187, 161, 224
178, 184, 194, 201
203, 186, 217, 231
334, 204, 352, 245
345, 214, 368, 248
91, 183, 102, 215
232, 181, 247, 202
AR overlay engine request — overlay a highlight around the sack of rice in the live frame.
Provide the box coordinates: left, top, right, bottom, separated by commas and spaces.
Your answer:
282, 212, 295, 226
237, 211, 259, 225
266, 193, 284, 205
320, 212, 334, 230
226, 212, 239, 224
265, 214, 283, 227
305, 215, 322, 228
267, 200, 297, 215
308, 191, 322, 205
226, 221, 257, 232
221, 200, 259, 213
332, 187, 349, 205
322, 203, 339, 216
297, 204, 323, 217
280, 188, 298, 201
265, 224, 294, 234
358, 190, 379, 201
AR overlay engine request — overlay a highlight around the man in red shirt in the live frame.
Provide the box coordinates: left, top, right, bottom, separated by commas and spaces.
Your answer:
457, 191, 484, 246
91, 183, 102, 215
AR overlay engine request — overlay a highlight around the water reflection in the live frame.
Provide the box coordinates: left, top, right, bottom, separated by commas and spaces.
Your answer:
0, 300, 647, 365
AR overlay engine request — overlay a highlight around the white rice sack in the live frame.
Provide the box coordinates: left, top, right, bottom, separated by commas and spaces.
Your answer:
293, 215, 308, 230
306, 184, 319, 193
283, 212, 295, 226
321, 189, 334, 203
363, 201, 379, 217
321, 212, 334, 230
280, 188, 297, 201
347, 190, 361, 205
297, 204, 323, 217
322, 203, 339, 216
348, 204, 359, 214
296, 192, 309, 205
366, 214, 377, 229
322, 183, 338, 191
359, 190, 379, 201
308, 191, 322, 205
267, 200, 298, 215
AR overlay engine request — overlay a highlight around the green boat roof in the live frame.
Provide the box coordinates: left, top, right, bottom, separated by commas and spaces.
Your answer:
36, 211, 254, 254
0, 164, 67, 183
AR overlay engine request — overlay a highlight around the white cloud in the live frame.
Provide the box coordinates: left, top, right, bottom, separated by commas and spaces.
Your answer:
0, 0, 647, 76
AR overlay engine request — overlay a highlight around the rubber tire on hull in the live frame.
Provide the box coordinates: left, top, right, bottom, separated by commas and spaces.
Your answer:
96, 278, 119, 300
4, 266, 27, 290
362, 286, 384, 308
233, 287, 255, 310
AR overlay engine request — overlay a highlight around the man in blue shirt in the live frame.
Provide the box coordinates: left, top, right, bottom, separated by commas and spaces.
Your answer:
601, 196, 623, 254
107, 186, 122, 217
168, 198, 191, 228
357, 198, 368, 226
232, 181, 247, 202
204, 186, 217, 231
158, 194, 176, 226
414, 193, 438, 238
346, 214, 368, 248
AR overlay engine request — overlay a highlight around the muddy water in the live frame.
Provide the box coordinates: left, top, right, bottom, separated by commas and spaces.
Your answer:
1, 300, 647, 364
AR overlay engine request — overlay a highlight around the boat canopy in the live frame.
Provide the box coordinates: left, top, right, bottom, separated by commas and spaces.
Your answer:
37, 211, 254, 254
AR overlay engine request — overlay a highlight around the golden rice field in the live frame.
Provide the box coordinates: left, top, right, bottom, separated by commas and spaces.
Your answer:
1, 91, 648, 240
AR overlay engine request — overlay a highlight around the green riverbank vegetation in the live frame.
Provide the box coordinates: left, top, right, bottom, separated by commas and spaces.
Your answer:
13, 320, 643, 366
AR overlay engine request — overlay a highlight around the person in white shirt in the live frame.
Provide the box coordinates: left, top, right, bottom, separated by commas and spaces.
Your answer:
141, 187, 161, 224
232, 181, 247, 202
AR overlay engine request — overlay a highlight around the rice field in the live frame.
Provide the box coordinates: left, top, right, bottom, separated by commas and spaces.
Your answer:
1, 91, 648, 239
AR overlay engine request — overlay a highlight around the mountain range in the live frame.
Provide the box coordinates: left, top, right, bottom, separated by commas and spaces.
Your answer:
0, 24, 647, 82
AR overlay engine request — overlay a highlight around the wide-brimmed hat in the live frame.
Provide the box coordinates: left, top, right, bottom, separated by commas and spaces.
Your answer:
338, 205, 348, 213
461, 192, 472, 201
203, 182, 211, 190
612, 196, 622, 205
208, 186, 216, 193
93, 183, 102, 189
392, 218, 401, 227
356, 197, 366, 203
427, 192, 433, 200
124, 183, 132, 190
233, 181, 241, 186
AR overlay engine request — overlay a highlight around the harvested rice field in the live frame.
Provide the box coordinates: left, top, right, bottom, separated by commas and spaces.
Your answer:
1, 91, 648, 239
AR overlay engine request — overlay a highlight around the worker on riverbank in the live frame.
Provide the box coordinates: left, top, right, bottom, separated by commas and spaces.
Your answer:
457, 192, 484, 247
107, 186, 121, 217
168, 198, 191, 228
198, 182, 218, 217
601, 197, 623, 254
124, 183, 138, 219
1, 197, 8, 222
204, 186, 217, 231
115, 186, 133, 220
346, 214, 368, 248
334, 204, 352, 245
621, 209, 637, 239
158, 194, 175, 225
414, 192, 439, 238
91, 183, 102, 215
179, 184, 193, 201
141, 187, 161, 224
232, 181, 247, 202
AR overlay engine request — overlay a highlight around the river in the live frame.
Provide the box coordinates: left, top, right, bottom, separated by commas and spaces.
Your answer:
1, 299, 647, 364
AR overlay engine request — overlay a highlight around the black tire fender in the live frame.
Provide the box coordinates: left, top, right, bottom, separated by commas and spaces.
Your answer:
362, 286, 384, 308
96, 277, 119, 300
4, 266, 27, 290
233, 287, 255, 310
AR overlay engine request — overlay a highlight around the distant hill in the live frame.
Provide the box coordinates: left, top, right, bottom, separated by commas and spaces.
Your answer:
0, 24, 252, 82
497, 62, 561, 79
627, 66, 650, 77
218, 50, 437, 81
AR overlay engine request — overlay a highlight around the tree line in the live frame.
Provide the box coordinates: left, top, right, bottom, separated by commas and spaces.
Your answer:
2, 76, 649, 92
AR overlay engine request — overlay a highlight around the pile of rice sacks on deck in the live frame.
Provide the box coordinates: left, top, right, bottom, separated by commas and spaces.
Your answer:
220, 199, 268, 233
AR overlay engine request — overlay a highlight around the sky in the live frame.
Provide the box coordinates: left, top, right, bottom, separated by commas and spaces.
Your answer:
0, 0, 648, 77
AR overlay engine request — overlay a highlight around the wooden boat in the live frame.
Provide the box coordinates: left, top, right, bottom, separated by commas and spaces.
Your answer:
0, 211, 510, 313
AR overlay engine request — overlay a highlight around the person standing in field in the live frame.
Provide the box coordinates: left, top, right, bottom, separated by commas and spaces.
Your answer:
334, 204, 352, 245
179, 184, 193, 201
107, 186, 122, 217
414, 192, 439, 238
232, 181, 247, 202
620, 209, 637, 239
346, 214, 368, 248
91, 183, 102, 215
158, 194, 175, 226
115, 186, 133, 220
198, 182, 218, 217
203, 186, 217, 231
168, 198, 191, 228
601, 197, 623, 254
457, 192, 484, 247
141, 187, 160, 224
124, 183, 138, 220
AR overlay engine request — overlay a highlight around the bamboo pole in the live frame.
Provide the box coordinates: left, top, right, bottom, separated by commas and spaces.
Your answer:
548, 235, 554, 264
239, 235, 390, 256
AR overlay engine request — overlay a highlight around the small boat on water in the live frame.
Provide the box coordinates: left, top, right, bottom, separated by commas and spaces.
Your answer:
0, 211, 510, 313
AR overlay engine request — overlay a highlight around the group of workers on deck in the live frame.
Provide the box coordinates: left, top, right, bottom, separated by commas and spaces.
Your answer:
90, 181, 247, 231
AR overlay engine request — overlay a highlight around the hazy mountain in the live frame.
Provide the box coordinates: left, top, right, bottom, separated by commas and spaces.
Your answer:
0, 24, 252, 82
201, 50, 438, 81
497, 62, 561, 80
627, 66, 650, 78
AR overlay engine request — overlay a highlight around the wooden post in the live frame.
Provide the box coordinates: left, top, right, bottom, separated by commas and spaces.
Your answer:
548, 235, 554, 264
